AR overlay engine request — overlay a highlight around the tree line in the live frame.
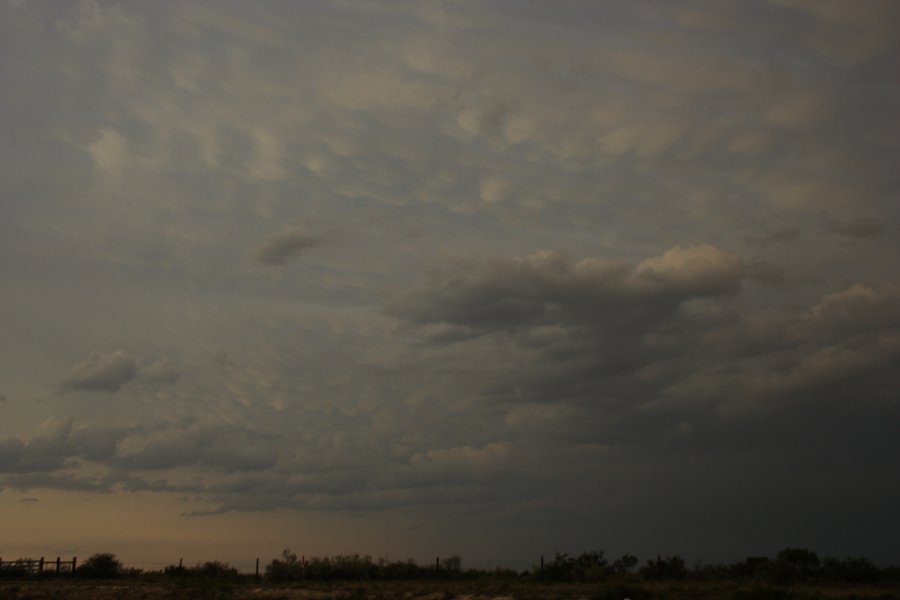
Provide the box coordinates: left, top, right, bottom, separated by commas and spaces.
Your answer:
537, 548, 896, 585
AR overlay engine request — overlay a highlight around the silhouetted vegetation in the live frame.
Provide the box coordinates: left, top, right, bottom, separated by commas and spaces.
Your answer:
264, 550, 475, 582
164, 560, 239, 580
640, 554, 688, 581
2, 546, 899, 596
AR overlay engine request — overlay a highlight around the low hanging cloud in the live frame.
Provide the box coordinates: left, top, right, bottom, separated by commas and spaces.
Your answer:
387, 244, 746, 339
60, 351, 179, 394
254, 227, 321, 266
388, 246, 900, 425
60, 350, 138, 393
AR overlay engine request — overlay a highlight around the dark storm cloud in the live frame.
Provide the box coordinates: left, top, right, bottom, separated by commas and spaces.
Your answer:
254, 228, 321, 266
388, 246, 900, 429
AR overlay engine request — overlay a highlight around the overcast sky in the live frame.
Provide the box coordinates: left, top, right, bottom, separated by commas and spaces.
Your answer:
1, 0, 899, 570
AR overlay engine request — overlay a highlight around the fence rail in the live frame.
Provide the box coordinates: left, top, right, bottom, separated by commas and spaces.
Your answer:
0, 557, 77, 574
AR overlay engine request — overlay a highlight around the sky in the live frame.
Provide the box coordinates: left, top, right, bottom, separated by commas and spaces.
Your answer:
1, 0, 899, 571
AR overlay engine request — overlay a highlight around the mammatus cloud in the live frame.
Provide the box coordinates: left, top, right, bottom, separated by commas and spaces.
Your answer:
60, 351, 179, 393
254, 228, 321, 266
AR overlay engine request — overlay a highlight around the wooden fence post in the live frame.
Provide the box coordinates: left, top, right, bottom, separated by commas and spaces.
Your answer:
56, 557, 61, 573
39, 557, 44, 573
72, 557, 77, 572
255, 557, 259, 580
540, 555, 544, 577
435, 556, 440, 573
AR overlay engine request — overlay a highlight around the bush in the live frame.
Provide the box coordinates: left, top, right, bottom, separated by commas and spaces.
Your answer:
265, 549, 304, 581
194, 561, 239, 579
76, 553, 122, 579
541, 551, 609, 582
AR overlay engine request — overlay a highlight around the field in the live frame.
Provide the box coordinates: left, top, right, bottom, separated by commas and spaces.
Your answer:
1, 580, 899, 600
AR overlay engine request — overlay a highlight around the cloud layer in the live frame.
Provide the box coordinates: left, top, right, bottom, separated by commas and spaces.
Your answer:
1, 0, 898, 565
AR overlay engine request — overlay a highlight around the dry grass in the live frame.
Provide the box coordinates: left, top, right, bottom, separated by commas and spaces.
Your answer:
0, 580, 898, 600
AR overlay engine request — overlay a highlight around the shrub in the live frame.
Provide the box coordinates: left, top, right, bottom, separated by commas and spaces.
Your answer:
639, 555, 687, 581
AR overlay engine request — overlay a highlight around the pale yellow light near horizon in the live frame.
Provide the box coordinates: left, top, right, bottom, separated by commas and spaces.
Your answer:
0, 490, 452, 571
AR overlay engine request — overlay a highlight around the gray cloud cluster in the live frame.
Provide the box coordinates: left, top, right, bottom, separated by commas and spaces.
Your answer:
387, 245, 750, 397
390, 245, 745, 337
0, 417, 130, 474
389, 246, 900, 424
